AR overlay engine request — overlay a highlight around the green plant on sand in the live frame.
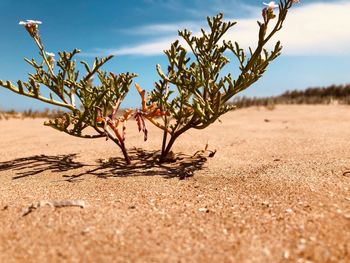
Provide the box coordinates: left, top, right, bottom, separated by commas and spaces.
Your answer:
140, 0, 299, 162
0, 20, 137, 164
0, 0, 299, 165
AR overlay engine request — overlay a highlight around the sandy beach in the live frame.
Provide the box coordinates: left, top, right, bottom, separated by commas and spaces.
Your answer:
1, 105, 350, 263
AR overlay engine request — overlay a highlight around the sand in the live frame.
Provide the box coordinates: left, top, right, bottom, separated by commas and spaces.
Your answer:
0, 105, 350, 263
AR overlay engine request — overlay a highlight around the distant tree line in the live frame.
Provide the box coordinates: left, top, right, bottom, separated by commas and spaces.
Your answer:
0, 108, 65, 120
231, 84, 350, 109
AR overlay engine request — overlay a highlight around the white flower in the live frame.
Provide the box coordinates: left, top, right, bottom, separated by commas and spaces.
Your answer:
45, 52, 55, 57
263, 1, 279, 9
26, 20, 42, 24
19, 20, 42, 26
19, 20, 42, 38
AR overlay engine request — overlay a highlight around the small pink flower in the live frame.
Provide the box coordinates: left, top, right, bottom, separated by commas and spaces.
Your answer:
45, 52, 55, 69
263, 1, 279, 10
262, 1, 278, 22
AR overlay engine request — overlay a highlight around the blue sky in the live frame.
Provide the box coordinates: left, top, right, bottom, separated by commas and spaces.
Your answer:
0, 0, 349, 110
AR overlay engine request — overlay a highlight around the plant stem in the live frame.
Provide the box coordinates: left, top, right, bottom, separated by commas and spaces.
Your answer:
161, 115, 168, 155
109, 136, 131, 165
159, 124, 191, 163
119, 142, 131, 165
159, 134, 178, 163
0, 80, 75, 111
33, 37, 56, 78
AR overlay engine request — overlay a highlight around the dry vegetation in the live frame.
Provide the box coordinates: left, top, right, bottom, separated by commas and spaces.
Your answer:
232, 84, 350, 109
0, 108, 66, 120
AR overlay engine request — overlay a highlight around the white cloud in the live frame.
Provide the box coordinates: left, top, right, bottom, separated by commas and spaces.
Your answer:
120, 21, 202, 36
82, 1, 350, 57
109, 38, 178, 56
232, 1, 350, 55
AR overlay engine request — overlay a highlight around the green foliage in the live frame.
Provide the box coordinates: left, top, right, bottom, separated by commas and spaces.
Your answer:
0, 0, 298, 165
149, 0, 296, 161
0, 48, 136, 138
0, 21, 137, 163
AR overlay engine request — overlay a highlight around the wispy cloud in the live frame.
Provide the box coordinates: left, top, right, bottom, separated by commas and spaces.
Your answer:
141, 0, 258, 18
232, 0, 350, 56
120, 21, 202, 36
83, 38, 178, 57
82, 1, 350, 57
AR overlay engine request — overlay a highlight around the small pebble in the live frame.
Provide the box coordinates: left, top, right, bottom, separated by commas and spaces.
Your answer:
343, 171, 350, 177
198, 207, 209, 213
285, 208, 293, 213
297, 243, 306, 252
81, 227, 91, 235
344, 214, 350, 219
297, 238, 307, 252
263, 247, 271, 256
262, 201, 271, 207
309, 236, 316, 241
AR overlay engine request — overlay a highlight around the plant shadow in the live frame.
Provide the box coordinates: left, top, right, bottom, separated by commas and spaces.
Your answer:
0, 154, 84, 180
0, 148, 210, 182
